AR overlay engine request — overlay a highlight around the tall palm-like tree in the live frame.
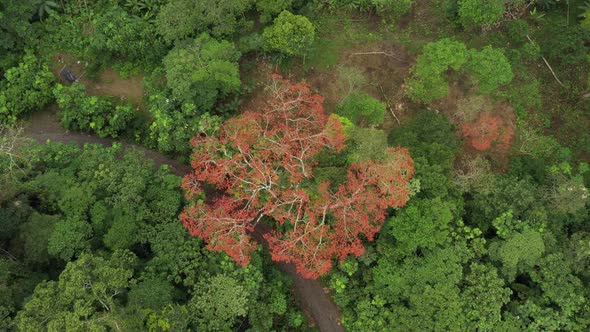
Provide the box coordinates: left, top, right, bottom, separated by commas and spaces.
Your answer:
121, 0, 164, 20
37, 0, 58, 20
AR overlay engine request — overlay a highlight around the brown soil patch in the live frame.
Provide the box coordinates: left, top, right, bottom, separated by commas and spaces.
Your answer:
241, 42, 417, 131
233, 40, 414, 130
82, 70, 144, 104
238, 57, 275, 114
305, 40, 417, 129
433, 82, 467, 120
52, 54, 145, 106
342, 42, 415, 129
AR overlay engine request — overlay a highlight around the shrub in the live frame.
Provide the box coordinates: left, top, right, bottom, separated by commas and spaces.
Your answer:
405, 38, 468, 103
371, 0, 414, 18
89, 7, 165, 68
406, 40, 514, 103
506, 19, 529, 42
458, 0, 505, 29
147, 94, 222, 155
495, 78, 541, 119
263, 11, 316, 57
0, 53, 54, 125
520, 41, 541, 62
337, 92, 385, 127
53, 83, 135, 138
540, 23, 589, 66
237, 33, 265, 54
313, 0, 414, 18
256, 0, 293, 23
582, 8, 590, 31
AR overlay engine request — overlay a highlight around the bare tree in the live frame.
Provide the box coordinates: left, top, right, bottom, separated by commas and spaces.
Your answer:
0, 125, 27, 176
453, 156, 496, 194
337, 66, 366, 102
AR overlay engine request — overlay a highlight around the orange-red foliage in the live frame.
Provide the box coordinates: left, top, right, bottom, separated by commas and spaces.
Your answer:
180, 74, 414, 279
461, 112, 513, 151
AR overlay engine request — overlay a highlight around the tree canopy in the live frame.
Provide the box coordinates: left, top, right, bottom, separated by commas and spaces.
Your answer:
181, 75, 414, 278
263, 11, 316, 57
163, 33, 241, 109
1, 0, 589, 330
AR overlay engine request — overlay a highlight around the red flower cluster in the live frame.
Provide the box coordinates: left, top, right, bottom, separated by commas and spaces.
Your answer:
461, 112, 513, 151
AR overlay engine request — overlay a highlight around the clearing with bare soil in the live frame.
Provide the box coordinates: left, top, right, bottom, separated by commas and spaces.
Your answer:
53, 54, 145, 105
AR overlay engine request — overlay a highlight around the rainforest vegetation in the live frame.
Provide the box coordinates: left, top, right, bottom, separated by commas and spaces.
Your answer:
1, 0, 589, 331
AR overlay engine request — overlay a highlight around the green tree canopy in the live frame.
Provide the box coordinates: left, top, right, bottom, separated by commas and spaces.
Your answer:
155, 0, 253, 43
405, 38, 468, 103
336, 92, 385, 127
388, 198, 454, 255
89, 7, 165, 67
263, 10, 316, 56
489, 229, 545, 280
462, 263, 512, 330
188, 274, 249, 331
406, 39, 514, 103
466, 46, 513, 94
0, 0, 37, 68
15, 251, 137, 331
163, 33, 241, 109
17, 213, 58, 265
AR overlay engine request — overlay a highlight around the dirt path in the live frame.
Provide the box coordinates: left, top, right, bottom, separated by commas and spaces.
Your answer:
22, 108, 345, 332
252, 224, 345, 332
23, 108, 190, 176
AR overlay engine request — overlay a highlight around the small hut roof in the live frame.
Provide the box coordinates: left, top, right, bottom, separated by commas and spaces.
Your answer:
60, 67, 77, 83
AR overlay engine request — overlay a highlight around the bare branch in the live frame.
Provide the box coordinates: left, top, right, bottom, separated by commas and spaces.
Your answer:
526, 35, 565, 88
0, 125, 27, 176
351, 51, 404, 61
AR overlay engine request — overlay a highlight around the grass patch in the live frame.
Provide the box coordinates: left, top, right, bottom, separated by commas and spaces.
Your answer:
305, 15, 384, 71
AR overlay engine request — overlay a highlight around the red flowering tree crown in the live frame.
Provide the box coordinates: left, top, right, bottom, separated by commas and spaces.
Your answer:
181, 74, 414, 278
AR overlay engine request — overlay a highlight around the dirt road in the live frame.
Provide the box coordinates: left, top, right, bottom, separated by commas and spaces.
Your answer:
22, 108, 345, 332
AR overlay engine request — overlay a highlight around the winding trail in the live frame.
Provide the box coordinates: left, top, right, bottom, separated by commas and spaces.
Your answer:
22, 108, 345, 332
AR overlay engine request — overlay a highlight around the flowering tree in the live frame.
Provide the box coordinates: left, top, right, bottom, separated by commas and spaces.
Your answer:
461, 112, 513, 151
181, 75, 414, 278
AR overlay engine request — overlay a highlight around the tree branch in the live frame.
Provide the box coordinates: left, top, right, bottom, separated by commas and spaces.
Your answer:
378, 83, 400, 125
526, 35, 565, 88
351, 51, 404, 61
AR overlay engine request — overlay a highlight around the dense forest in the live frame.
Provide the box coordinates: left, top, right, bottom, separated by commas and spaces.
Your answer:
1, 0, 589, 331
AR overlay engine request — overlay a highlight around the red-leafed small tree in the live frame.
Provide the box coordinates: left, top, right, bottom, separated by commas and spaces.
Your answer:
180, 74, 414, 278
461, 112, 513, 151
